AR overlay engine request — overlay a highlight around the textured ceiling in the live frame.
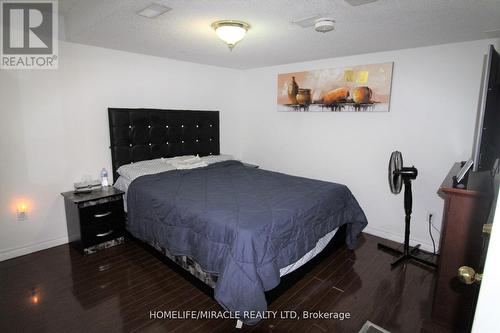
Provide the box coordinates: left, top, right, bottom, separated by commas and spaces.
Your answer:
60, 0, 500, 69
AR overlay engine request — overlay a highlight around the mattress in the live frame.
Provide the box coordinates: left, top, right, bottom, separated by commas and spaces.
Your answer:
280, 226, 337, 276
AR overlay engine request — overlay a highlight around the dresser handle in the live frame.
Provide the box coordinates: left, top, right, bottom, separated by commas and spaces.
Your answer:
96, 230, 114, 237
94, 211, 112, 218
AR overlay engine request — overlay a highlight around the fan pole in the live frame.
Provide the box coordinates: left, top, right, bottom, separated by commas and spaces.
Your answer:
403, 178, 412, 257
378, 168, 437, 268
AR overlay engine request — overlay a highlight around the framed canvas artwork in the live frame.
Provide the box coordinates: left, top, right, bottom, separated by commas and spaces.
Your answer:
277, 62, 394, 112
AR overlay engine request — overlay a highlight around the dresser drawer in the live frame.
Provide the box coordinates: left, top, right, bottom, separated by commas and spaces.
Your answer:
79, 196, 124, 226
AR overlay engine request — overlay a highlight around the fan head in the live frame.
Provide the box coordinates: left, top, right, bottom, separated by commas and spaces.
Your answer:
388, 151, 403, 194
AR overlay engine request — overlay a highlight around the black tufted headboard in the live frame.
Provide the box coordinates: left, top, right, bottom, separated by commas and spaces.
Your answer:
108, 108, 220, 182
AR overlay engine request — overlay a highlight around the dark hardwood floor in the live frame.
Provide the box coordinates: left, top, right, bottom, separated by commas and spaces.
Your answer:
0, 233, 442, 333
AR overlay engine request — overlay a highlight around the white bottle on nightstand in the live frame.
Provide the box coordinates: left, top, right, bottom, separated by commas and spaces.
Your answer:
101, 168, 109, 187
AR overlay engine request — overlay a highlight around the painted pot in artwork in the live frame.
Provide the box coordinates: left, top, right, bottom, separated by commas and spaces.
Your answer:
323, 87, 350, 105
288, 76, 299, 104
296, 89, 312, 105
352, 86, 372, 104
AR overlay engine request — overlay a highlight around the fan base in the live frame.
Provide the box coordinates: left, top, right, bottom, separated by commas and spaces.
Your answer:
377, 243, 437, 268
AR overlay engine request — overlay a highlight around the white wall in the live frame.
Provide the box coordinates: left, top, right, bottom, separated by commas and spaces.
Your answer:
235, 40, 496, 251
1, 38, 496, 260
0, 41, 240, 261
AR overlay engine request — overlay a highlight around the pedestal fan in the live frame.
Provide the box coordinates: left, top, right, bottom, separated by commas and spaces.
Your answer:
377, 151, 437, 268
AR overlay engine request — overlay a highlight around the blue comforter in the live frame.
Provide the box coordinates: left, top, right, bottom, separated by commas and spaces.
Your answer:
126, 160, 367, 324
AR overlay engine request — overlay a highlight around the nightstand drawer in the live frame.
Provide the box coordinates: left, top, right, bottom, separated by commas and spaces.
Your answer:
81, 220, 123, 247
80, 197, 123, 226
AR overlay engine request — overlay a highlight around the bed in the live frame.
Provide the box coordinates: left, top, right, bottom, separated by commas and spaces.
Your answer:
108, 108, 368, 325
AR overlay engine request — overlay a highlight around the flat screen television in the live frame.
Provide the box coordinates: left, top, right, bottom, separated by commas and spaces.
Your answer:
472, 45, 500, 172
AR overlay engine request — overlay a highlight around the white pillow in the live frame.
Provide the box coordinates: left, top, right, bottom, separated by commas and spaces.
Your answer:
200, 154, 235, 165
117, 154, 235, 180
169, 154, 235, 170
173, 161, 209, 169
117, 158, 176, 181
175, 155, 200, 164
170, 155, 208, 169
164, 155, 196, 163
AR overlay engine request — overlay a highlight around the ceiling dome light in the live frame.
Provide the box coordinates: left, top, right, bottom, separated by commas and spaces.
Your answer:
211, 20, 250, 50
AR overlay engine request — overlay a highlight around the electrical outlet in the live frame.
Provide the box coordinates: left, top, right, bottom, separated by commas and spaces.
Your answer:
17, 210, 27, 221
16, 204, 28, 221
428, 211, 440, 234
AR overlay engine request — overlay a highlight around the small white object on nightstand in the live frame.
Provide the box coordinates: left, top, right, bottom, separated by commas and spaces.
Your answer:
101, 168, 109, 187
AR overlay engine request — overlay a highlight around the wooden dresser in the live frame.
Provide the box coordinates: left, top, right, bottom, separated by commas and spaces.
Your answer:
432, 163, 493, 331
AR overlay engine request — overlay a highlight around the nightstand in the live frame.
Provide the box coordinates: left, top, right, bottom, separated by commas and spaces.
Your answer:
61, 187, 125, 255
243, 162, 259, 168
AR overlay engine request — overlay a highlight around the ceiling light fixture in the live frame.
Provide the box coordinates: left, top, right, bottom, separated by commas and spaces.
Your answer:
211, 20, 250, 50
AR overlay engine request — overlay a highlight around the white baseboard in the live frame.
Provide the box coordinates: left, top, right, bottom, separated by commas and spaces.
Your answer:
0, 226, 437, 262
363, 225, 438, 253
0, 236, 69, 262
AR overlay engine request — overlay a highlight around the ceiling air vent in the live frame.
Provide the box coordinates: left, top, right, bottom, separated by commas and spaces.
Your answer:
137, 2, 172, 19
484, 29, 500, 38
344, 0, 379, 6
292, 15, 335, 33
292, 15, 324, 28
